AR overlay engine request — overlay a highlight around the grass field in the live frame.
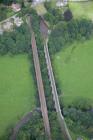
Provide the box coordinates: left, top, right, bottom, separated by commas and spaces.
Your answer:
53, 39, 93, 105
69, 1, 93, 19
0, 54, 35, 137
34, 3, 47, 15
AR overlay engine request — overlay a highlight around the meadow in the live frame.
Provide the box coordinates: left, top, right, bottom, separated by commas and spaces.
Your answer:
53, 39, 93, 105
69, 1, 93, 19
34, 3, 47, 15
0, 54, 35, 137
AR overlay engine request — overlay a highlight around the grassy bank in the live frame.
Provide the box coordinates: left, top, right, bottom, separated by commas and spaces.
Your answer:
0, 54, 35, 137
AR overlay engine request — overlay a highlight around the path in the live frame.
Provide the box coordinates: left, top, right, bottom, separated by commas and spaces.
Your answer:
10, 108, 40, 140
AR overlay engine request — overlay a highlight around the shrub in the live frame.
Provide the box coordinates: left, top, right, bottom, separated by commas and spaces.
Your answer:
64, 9, 73, 21
44, 1, 52, 12
0, 23, 31, 55
71, 98, 93, 111
49, 19, 93, 55
44, 8, 63, 26
64, 107, 93, 137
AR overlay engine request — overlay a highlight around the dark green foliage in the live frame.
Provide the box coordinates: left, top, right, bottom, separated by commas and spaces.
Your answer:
0, 0, 28, 5
64, 9, 73, 21
1, 8, 40, 55
17, 112, 47, 140
0, 0, 17, 5
0, 0, 13, 5
44, 2, 63, 26
71, 98, 93, 111
28, 0, 33, 2
44, 8, 63, 26
64, 107, 93, 138
44, 12, 55, 26
0, 0, 3, 3
0, 23, 31, 55
44, 1, 52, 12
49, 19, 93, 55
30, 9, 40, 34
0, 6, 7, 21
19, 5, 35, 16
49, 111, 64, 140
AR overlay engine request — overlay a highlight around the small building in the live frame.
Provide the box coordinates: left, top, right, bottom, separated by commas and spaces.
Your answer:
3, 21, 13, 31
32, 0, 47, 5
56, 0, 68, 7
56, 1, 64, 7
11, 3, 21, 12
13, 17, 23, 27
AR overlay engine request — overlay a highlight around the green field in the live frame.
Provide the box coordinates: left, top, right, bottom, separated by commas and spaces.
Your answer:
34, 3, 47, 15
53, 39, 93, 105
0, 54, 35, 137
69, 1, 93, 19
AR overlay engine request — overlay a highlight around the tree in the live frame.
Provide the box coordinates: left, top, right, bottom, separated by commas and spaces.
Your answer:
44, 1, 52, 12
72, 98, 93, 111
64, 9, 73, 21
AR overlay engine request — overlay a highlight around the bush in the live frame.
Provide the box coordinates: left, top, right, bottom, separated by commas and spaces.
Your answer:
0, 23, 31, 55
64, 107, 93, 138
44, 1, 52, 12
64, 9, 73, 21
44, 12, 55, 26
44, 8, 63, 26
49, 19, 93, 55
71, 98, 93, 111
17, 112, 46, 140
0, 6, 7, 21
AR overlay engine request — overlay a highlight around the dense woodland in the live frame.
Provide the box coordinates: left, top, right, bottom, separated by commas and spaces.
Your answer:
49, 19, 93, 55
0, 23, 31, 55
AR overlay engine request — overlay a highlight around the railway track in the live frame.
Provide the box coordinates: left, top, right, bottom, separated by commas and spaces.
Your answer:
27, 17, 52, 140
44, 39, 72, 140
40, 19, 72, 140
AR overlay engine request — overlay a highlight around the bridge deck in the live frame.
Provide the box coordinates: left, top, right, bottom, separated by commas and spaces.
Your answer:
31, 31, 51, 140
